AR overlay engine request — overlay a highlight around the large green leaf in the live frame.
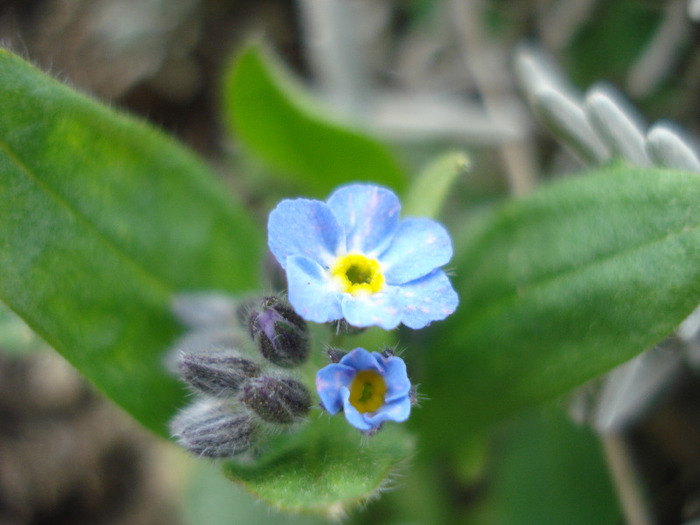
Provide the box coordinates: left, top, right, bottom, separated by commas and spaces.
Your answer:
223, 45, 406, 197
415, 164, 700, 450
224, 416, 414, 517
0, 49, 263, 436
484, 407, 620, 525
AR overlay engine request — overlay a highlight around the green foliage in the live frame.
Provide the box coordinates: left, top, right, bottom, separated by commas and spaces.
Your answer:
416, 164, 700, 450
566, 1, 660, 88
403, 151, 470, 219
224, 416, 414, 516
0, 302, 48, 355
184, 461, 328, 525
485, 407, 620, 525
0, 49, 263, 437
223, 45, 406, 197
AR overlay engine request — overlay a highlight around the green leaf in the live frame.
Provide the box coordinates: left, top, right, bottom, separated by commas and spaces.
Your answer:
403, 151, 470, 219
416, 164, 700, 450
0, 301, 49, 355
566, 1, 659, 88
184, 461, 328, 525
0, 49, 263, 436
224, 416, 414, 517
223, 44, 406, 197
486, 407, 620, 525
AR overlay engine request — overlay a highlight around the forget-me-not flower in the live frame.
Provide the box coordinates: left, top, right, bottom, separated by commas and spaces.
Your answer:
316, 347, 411, 432
267, 184, 458, 329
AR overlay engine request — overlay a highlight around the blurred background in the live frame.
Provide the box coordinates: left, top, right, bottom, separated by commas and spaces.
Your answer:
2, 0, 700, 523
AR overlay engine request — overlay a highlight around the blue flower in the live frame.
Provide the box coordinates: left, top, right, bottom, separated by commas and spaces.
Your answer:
316, 348, 411, 432
267, 184, 458, 329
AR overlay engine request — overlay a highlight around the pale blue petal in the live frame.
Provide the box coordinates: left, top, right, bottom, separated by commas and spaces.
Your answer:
326, 185, 400, 256
339, 347, 382, 372
397, 270, 459, 329
380, 218, 453, 284
286, 256, 343, 323
365, 397, 411, 427
341, 289, 402, 330
268, 198, 344, 269
380, 356, 411, 402
316, 364, 356, 415
341, 388, 375, 431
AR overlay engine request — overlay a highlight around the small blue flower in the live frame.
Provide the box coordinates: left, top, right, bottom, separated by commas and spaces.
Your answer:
315, 347, 411, 432
267, 184, 458, 329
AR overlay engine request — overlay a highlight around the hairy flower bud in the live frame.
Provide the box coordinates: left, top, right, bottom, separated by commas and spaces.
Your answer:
248, 296, 310, 367
170, 401, 258, 458
240, 376, 311, 424
326, 347, 347, 364
179, 351, 261, 397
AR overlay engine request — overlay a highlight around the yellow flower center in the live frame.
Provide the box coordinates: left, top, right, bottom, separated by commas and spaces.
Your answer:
331, 253, 384, 296
348, 370, 387, 413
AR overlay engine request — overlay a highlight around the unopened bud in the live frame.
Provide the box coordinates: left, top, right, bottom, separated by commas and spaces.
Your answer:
326, 347, 347, 363
248, 296, 309, 367
170, 401, 258, 458
179, 351, 261, 397
240, 376, 311, 424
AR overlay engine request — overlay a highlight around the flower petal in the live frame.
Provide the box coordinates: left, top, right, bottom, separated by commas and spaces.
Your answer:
268, 198, 345, 268
286, 256, 342, 323
341, 289, 402, 330
326, 184, 400, 256
364, 397, 412, 427
316, 364, 356, 415
397, 270, 459, 329
339, 347, 382, 372
340, 388, 375, 431
381, 218, 453, 284
378, 355, 412, 402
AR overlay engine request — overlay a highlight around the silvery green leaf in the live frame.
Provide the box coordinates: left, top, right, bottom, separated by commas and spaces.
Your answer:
172, 293, 241, 329
531, 88, 610, 164
677, 304, 700, 368
585, 84, 651, 166
592, 346, 681, 433
513, 43, 583, 105
645, 122, 700, 173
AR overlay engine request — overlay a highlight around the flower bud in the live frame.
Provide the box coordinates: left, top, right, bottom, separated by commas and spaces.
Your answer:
240, 376, 311, 424
170, 401, 258, 458
326, 347, 347, 363
179, 351, 261, 397
248, 296, 309, 367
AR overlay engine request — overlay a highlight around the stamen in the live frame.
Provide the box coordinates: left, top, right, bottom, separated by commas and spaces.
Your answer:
348, 370, 387, 413
331, 253, 385, 296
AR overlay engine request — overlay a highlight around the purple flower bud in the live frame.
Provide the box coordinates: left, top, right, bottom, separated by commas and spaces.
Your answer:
248, 296, 309, 367
240, 376, 311, 424
170, 402, 258, 458
179, 351, 261, 397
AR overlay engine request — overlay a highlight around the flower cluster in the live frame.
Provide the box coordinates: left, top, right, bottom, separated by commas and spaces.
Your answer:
169, 294, 312, 457
266, 184, 457, 433
168, 184, 456, 444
